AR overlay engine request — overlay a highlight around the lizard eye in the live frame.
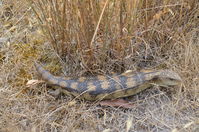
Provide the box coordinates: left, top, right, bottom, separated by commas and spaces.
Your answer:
169, 78, 175, 81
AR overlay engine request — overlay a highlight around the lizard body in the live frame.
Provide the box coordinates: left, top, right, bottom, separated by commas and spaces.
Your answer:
35, 62, 182, 101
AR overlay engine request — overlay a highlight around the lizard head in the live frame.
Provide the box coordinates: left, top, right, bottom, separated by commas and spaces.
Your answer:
154, 70, 182, 86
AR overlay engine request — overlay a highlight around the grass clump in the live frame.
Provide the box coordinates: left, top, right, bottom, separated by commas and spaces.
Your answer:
29, 0, 198, 74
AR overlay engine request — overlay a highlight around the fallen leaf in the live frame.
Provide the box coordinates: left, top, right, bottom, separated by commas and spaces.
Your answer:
103, 128, 111, 132
99, 99, 134, 108
26, 79, 45, 87
126, 118, 133, 132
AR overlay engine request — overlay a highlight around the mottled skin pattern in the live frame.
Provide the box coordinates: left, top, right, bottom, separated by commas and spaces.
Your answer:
35, 62, 182, 101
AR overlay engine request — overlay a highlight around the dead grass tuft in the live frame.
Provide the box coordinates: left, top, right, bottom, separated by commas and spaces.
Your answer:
0, 0, 198, 131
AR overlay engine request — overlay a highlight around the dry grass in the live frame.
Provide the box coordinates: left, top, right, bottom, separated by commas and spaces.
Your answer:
0, 0, 199, 131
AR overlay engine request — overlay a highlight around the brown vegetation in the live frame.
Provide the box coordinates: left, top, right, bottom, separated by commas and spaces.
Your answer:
0, 0, 198, 131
